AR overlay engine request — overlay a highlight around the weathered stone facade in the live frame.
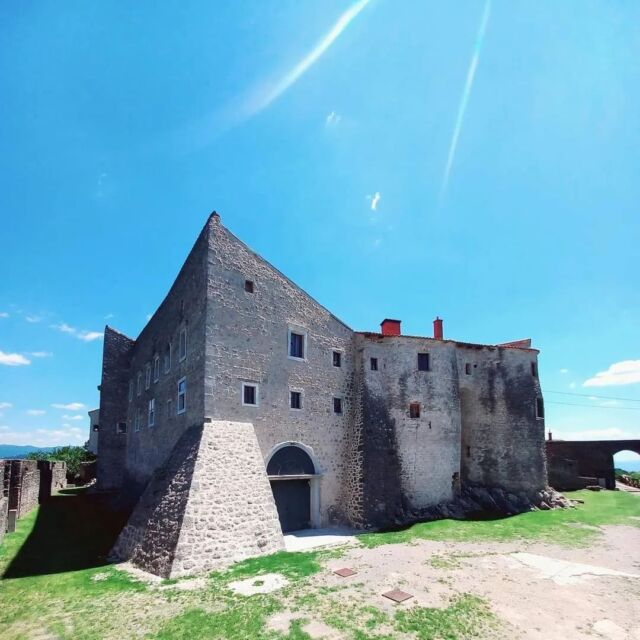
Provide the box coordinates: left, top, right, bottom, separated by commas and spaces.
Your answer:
0, 463, 7, 545
7, 460, 40, 518
100, 212, 549, 577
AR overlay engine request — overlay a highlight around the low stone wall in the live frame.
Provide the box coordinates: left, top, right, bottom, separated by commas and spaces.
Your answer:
37, 461, 67, 501
547, 454, 598, 491
5, 460, 40, 518
0, 464, 8, 545
78, 460, 97, 485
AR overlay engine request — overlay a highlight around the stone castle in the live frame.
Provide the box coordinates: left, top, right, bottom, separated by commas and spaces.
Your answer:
98, 212, 548, 578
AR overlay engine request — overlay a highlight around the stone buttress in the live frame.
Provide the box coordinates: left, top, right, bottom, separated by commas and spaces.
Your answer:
110, 420, 284, 578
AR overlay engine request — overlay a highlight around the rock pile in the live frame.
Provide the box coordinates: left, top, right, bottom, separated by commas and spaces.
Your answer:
408, 485, 574, 523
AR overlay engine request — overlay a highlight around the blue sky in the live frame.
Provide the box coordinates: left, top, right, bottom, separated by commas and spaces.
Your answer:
1, 1, 639, 465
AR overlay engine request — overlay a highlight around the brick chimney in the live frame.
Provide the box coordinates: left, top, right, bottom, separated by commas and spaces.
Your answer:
433, 316, 443, 340
381, 319, 401, 336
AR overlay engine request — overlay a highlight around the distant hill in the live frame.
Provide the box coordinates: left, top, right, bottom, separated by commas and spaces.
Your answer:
0, 444, 57, 459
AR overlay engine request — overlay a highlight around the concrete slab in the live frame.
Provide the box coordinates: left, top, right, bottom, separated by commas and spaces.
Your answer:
284, 527, 358, 552
507, 552, 640, 585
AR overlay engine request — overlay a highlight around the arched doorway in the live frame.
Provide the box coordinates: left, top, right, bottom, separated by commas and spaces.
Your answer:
266, 444, 319, 532
613, 450, 640, 487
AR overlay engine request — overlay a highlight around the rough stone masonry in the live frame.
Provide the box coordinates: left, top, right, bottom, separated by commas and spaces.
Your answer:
100, 212, 552, 578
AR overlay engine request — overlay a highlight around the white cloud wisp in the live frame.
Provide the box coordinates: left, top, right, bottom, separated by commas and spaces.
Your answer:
0, 351, 31, 367
583, 360, 640, 387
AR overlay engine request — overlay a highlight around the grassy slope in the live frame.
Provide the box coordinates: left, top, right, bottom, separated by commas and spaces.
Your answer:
359, 489, 640, 548
0, 489, 638, 639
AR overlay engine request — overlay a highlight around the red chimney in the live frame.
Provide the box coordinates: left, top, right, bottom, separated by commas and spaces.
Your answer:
381, 319, 401, 336
433, 317, 443, 340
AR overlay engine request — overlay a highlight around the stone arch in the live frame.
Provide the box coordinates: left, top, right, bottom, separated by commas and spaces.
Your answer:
265, 442, 321, 532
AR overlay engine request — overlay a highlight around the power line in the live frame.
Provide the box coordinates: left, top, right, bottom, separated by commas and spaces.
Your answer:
546, 400, 640, 411
545, 390, 640, 403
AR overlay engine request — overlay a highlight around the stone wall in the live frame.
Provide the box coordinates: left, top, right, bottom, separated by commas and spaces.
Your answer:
5, 460, 40, 518
0, 463, 7, 545
457, 344, 546, 497
37, 461, 67, 502
121, 218, 210, 498
355, 334, 462, 525
97, 327, 134, 491
111, 421, 284, 578
205, 218, 356, 527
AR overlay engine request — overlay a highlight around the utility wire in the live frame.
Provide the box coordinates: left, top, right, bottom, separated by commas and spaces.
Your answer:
544, 390, 640, 403
546, 400, 640, 411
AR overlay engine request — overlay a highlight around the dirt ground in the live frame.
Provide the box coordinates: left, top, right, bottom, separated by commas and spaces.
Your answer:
269, 523, 640, 640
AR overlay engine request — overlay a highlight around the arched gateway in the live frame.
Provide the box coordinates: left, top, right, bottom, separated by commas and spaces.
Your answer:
266, 443, 320, 532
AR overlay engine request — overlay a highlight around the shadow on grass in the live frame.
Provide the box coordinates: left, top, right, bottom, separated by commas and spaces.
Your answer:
2, 487, 131, 579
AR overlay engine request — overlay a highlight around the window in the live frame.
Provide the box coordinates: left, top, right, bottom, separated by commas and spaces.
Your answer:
244, 279, 254, 293
179, 328, 187, 362
466, 446, 471, 458
134, 409, 141, 432
177, 377, 187, 414
536, 397, 544, 419
164, 344, 171, 373
145, 364, 151, 390
370, 357, 378, 371
333, 397, 343, 414
290, 391, 302, 410
116, 422, 127, 434
92, 424, 99, 432
409, 402, 421, 419
242, 382, 258, 406
128, 380, 133, 402
167, 399, 173, 418
153, 356, 160, 382
418, 353, 430, 371
332, 351, 342, 367
148, 399, 155, 427
288, 329, 306, 360
465, 363, 472, 375
531, 362, 538, 377
137, 372, 142, 396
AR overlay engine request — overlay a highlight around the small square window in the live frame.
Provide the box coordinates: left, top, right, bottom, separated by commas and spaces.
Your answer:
418, 353, 430, 372
465, 363, 471, 375
92, 424, 99, 432
536, 397, 544, 419
370, 357, 378, 371
289, 330, 306, 359
177, 377, 187, 414
179, 328, 187, 362
244, 280, 254, 293
333, 397, 343, 414
243, 383, 258, 406
116, 421, 127, 435
409, 402, 421, 419
466, 446, 471, 458
333, 351, 341, 367
531, 362, 538, 377
290, 391, 302, 410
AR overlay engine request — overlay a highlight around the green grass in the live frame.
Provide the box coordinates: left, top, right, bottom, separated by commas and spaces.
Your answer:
358, 489, 640, 548
211, 549, 325, 584
395, 593, 498, 639
1, 488, 637, 638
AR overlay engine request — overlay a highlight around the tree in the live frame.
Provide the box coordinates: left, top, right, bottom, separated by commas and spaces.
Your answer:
26, 445, 96, 477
